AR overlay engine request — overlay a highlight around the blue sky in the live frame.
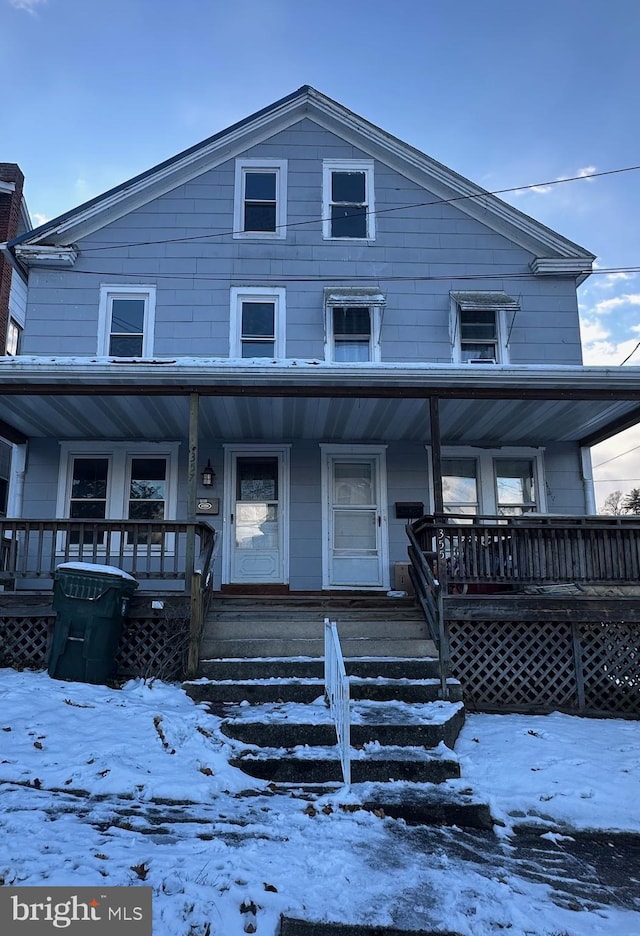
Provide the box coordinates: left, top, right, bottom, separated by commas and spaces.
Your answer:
3, 0, 640, 505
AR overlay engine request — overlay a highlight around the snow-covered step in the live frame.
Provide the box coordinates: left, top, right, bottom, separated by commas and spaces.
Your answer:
198, 656, 443, 681
184, 675, 463, 705
220, 699, 465, 750
231, 741, 461, 784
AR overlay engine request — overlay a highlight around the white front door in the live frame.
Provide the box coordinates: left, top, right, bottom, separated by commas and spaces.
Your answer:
224, 447, 289, 584
322, 447, 389, 589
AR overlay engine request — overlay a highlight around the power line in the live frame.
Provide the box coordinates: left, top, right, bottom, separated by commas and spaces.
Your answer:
76, 163, 640, 253
620, 341, 640, 366
53, 264, 640, 285
592, 443, 640, 469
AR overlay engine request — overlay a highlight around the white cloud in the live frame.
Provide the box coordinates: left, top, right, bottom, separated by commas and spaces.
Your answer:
592, 293, 640, 315
592, 270, 637, 290
510, 164, 598, 199
579, 315, 640, 366
9, 0, 47, 12
30, 212, 50, 228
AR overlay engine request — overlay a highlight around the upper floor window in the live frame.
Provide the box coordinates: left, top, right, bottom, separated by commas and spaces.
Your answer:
322, 159, 375, 240
450, 291, 519, 364
324, 287, 384, 362
5, 319, 22, 356
230, 287, 286, 359
98, 285, 156, 358
234, 159, 287, 239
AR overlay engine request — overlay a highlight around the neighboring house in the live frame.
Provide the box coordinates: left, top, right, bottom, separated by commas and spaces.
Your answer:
2, 86, 640, 601
0, 164, 30, 521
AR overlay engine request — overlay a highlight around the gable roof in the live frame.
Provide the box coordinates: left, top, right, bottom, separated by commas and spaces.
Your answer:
8, 85, 594, 272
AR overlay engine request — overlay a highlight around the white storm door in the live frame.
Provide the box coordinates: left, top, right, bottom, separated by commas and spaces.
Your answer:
323, 449, 388, 589
226, 449, 288, 584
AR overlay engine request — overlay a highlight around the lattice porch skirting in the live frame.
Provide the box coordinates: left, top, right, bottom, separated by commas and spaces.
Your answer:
449, 618, 639, 716
0, 597, 191, 682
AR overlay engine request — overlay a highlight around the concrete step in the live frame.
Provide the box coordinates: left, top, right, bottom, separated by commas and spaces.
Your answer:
197, 657, 442, 680
230, 745, 461, 784
200, 637, 438, 659
184, 676, 463, 705
220, 700, 465, 750
203, 618, 426, 640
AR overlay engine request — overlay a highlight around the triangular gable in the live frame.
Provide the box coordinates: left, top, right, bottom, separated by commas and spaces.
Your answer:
9, 85, 595, 270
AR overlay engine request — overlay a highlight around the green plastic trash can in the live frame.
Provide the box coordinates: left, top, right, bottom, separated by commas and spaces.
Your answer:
48, 562, 138, 684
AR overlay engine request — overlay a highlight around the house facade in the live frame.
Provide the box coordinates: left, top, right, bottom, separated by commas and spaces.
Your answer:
0, 163, 29, 522
3, 87, 639, 597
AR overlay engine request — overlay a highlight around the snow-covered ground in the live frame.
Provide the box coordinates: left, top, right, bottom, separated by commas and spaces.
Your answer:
0, 669, 638, 935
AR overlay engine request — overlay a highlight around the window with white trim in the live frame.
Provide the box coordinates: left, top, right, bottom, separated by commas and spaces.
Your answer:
230, 287, 286, 359
323, 159, 375, 240
5, 319, 22, 356
0, 440, 12, 517
438, 447, 544, 516
57, 443, 179, 548
98, 285, 156, 357
233, 159, 287, 238
324, 287, 384, 362
450, 291, 518, 364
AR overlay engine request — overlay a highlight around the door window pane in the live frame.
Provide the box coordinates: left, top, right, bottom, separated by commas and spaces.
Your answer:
333, 510, 377, 553
333, 462, 374, 505
442, 458, 478, 515
495, 458, 536, 515
236, 457, 278, 501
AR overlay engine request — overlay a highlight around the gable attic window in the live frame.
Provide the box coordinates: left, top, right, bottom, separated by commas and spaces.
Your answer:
324, 287, 385, 362
233, 159, 287, 239
322, 160, 375, 240
98, 285, 156, 358
450, 291, 519, 364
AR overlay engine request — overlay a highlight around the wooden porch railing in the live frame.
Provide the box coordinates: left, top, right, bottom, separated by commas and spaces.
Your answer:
410, 514, 640, 591
0, 519, 218, 678
406, 522, 449, 700
0, 519, 215, 584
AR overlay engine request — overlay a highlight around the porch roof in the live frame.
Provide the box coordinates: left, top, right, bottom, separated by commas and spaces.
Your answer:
2, 358, 640, 448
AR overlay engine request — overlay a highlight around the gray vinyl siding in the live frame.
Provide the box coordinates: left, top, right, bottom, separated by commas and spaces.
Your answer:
21, 119, 583, 364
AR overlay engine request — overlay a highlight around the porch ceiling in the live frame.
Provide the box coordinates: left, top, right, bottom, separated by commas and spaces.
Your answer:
2, 391, 638, 447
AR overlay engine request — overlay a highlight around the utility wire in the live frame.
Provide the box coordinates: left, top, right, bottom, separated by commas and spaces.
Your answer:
52, 265, 640, 284
592, 443, 640, 469
76, 163, 640, 253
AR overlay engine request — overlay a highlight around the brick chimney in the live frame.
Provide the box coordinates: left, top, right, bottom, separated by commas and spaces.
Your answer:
0, 163, 25, 353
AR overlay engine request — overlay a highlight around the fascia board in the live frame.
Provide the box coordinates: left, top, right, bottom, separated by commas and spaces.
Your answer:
306, 99, 596, 264
1, 359, 639, 395
15, 97, 310, 248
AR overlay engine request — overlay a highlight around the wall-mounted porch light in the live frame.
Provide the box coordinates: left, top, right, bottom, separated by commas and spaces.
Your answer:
201, 459, 216, 487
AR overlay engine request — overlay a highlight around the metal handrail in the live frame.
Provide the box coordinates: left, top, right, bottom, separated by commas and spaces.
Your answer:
323, 618, 351, 786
